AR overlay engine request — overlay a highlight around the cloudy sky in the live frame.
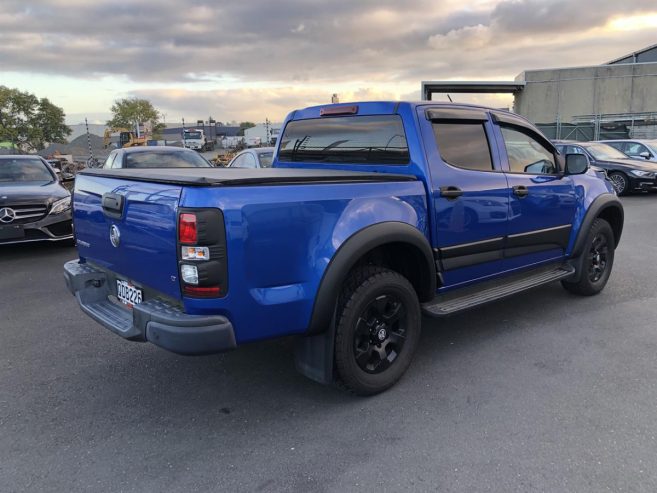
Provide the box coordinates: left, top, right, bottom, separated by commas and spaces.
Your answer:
2, 0, 656, 124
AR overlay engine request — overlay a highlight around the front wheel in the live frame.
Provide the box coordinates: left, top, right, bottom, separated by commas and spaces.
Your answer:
562, 218, 615, 296
608, 172, 629, 196
334, 266, 421, 395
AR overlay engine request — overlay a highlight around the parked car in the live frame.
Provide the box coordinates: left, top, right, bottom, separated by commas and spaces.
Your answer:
554, 141, 657, 195
599, 139, 657, 162
65, 102, 623, 395
227, 147, 275, 168
102, 146, 213, 169
0, 155, 74, 245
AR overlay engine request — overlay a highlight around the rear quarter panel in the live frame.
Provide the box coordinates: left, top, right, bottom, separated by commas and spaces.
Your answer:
181, 181, 428, 343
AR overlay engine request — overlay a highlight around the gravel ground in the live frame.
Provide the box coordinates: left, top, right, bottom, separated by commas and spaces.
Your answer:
1, 196, 657, 492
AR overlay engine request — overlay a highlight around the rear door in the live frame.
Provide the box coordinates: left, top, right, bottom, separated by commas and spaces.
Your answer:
492, 113, 577, 270
418, 106, 510, 288
73, 174, 183, 299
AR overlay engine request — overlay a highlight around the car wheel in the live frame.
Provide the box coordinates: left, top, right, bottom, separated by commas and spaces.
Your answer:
608, 172, 629, 196
334, 266, 421, 396
562, 218, 615, 296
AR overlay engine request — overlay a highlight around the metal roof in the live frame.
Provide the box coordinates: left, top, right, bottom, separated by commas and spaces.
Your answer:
606, 43, 657, 65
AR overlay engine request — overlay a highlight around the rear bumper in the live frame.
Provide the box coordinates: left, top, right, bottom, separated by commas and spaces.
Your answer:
64, 260, 236, 355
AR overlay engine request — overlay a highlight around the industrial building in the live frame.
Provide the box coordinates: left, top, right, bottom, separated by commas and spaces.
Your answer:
422, 43, 657, 141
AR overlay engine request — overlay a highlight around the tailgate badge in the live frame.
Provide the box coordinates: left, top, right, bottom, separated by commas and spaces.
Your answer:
109, 224, 121, 248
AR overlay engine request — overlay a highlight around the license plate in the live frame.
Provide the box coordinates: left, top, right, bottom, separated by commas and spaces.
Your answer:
116, 279, 143, 306
0, 225, 24, 240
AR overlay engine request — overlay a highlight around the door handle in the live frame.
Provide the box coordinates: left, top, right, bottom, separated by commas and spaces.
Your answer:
101, 192, 125, 219
513, 185, 529, 198
439, 186, 463, 200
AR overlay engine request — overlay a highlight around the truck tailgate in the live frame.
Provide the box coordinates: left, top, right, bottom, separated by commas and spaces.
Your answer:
73, 174, 182, 300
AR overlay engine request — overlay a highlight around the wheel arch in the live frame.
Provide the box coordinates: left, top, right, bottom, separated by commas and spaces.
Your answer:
306, 221, 436, 336
571, 193, 624, 257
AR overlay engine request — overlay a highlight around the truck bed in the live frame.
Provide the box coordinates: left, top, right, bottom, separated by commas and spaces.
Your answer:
79, 167, 417, 187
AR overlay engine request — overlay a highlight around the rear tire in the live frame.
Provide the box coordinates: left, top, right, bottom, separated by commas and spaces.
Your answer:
561, 218, 615, 296
608, 172, 629, 196
334, 266, 421, 396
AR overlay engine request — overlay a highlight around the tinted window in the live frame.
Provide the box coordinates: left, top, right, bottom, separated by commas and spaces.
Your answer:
103, 152, 116, 169
605, 141, 625, 152
625, 142, 649, 156
257, 152, 273, 168
501, 127, 557, 174
124, 150, 211, 168
0, 158, 54, 182
432, 123, 493, 171
278, 115, 409, 165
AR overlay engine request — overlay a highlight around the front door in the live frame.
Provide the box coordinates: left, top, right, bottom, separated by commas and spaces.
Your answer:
492, 115, 577, 271
419, 106, 510, 289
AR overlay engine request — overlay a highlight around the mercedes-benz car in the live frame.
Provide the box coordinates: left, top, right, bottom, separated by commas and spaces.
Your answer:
226, 147, 275, 168
102, 146, 213, 169
0, 155, 73, 245
554, 141, 657, 195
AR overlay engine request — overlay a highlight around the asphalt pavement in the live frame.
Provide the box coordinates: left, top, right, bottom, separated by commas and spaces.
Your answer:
2, 196, 657, 492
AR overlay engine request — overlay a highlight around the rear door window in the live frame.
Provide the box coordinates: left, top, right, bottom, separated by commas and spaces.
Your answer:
432, 123, 493, 171
278, 115, 409, 165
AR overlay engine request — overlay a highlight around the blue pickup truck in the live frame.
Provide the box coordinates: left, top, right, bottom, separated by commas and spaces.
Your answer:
65, 102, 623, 395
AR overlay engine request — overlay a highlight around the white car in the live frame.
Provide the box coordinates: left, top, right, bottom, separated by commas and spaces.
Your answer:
226, 147, 275, 168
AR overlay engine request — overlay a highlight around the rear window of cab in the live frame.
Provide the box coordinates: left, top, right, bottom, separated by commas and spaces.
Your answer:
278, 115, 410, 165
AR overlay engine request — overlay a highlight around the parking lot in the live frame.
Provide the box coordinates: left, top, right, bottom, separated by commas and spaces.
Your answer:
1, 196, 656, 492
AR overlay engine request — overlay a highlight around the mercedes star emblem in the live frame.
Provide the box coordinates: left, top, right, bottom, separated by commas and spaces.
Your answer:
0, 207, 16, 224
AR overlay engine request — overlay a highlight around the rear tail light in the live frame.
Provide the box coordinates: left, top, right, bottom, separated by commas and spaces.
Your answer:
178, 213, 197, 244
177, 209, 227, 298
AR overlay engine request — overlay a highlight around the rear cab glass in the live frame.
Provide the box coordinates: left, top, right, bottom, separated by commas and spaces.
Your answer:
278, 115, 409, 165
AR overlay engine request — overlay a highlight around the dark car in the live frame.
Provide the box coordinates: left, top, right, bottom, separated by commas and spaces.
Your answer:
226, 147, 275, 168
102, 146, 213, 169
554, 141, 657, 195
0, 155, 73, 245
598, 139, 657, 163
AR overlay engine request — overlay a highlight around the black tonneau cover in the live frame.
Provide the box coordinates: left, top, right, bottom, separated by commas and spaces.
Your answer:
79, 167, 417, 186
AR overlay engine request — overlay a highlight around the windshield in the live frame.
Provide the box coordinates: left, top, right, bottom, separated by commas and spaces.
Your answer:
0, 158, 54, 183
184, 132, 202, 140
125, 151, 212, 168
585, 144, 629, 160
258, 152, 274, 167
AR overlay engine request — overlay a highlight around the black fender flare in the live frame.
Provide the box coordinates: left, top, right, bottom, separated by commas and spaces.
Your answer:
571, 193, 624, 257
294, 221, 435, 385
307, 221, 436, 336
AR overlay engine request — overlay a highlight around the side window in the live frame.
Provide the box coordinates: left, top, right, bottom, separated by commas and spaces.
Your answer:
241, 153, 257, 168
625, 142, 648, 156
103, 152, 116, 169
229, 153, 244, 167
111, 153, 123, 168
565, 145, 584, 155
501, 127, 557, 174
432, 123, 493, 171
606, 141, 625, 153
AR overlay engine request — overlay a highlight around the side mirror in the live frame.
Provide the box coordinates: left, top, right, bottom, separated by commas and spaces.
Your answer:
639, 151, 651, 159
565, 154, 589, 175
60, 172, 75, 182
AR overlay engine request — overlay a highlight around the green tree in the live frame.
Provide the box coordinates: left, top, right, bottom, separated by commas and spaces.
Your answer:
237, 121, 256, 136
107, 98, 165, 136
0, 86, 71, 152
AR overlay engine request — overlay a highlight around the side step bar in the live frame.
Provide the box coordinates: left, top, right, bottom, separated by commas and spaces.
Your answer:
422, 264, 575, 318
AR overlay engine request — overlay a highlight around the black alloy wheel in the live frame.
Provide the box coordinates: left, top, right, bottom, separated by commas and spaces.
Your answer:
334, 266, 421, 395
588, 232, 609, 282
562, 218, 615, 296
353, 293, 407, 374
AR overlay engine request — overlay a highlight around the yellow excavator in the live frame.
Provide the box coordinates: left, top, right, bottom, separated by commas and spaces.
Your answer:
103, 127, 148, 149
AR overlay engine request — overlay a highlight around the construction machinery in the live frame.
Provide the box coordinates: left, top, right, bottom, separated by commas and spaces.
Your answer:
103, 127, 148, 149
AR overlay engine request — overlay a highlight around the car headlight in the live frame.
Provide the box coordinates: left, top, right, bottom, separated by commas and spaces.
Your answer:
50, 197, 71, 215
630, 170, 656, 178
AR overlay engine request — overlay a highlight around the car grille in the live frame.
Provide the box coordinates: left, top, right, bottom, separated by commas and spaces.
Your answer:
1, 204, 48, 224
